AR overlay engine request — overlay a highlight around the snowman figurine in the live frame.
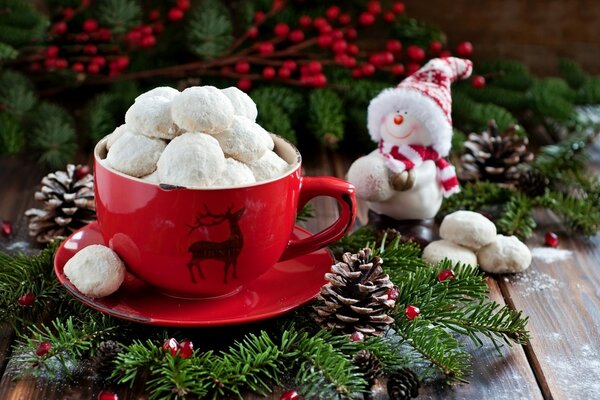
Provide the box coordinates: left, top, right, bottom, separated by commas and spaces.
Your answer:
347, 57, 472, 230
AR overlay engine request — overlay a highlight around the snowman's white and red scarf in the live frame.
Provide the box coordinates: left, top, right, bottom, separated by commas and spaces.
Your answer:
378, 140, 459, 197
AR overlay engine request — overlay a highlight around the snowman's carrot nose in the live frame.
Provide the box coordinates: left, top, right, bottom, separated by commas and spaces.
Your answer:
393, 114, 404, 125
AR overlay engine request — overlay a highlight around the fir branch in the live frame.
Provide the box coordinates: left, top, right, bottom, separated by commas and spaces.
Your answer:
0, 42, 18, 60
576, 76, 600, 105
495, 194, 536, 238
0, 112, 25, 154
113, 339, 165, 387
535, 190, 600, 235
146, 353, 213, 400
440, 181, 513, 216
95, 0, 141, 34
0, 69, 37, 117
330, 226, 377, 258
559, 58, 587, 90
254, 100, 296, 143
530, 78, 576, 121
308, 88, 345, 148
534, 132, 592, 175
86, 82, 139, 142
31, 113, 77, 169
0, 0, 49, 47
357, 335, 411, 374
452, 91, 516, 132
187, 0, 234, 59
374, 237, 429, 274
476, 60, 535, 91
296, 203, 315, 223
250, 86, 305, 118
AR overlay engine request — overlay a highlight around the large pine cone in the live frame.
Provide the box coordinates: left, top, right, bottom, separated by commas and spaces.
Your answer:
387, 368, 420, 400
25, 164, 96, 243
314, 248, 396, 336
460, 120, 534, 184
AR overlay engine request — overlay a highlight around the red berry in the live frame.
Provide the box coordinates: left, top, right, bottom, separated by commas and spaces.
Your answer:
359, 12, 375, 26
352, 68, 362, 78
437, 269, 456, 282
313, 74, 327, 87
379, 51, 394, 65
168, 8, 184, 21
350, 331, 364, 342
386, 286, 399, 301
72, 62, 85, 73
75, 165, 91, 179
97, 391, 118, 400
386, 39, 402, 53
96, 28, 112, 41
91, 56, 106, 66
330, 29, 344, 39
258, 41, 274, 55
368, 1, 382, 14
176, 0, 191, 11
331, 39, 347, 54
307, 61, 322, 74
63, 7, 75, 19
82, 18, 98, 33
325, 5, 340, 20
52, 21, 68, 35
347, 43, 359, 55
361, 63, 375, 76
18, 293, 36, 306
369, 53, 382, 66
338, 13, 352, 25
282, 60, 297, 70
342, 56, 356, 68
115, 56, 129, 70
140, 35, 156, 48
83, 44, 97, 54
392, 2, 406, 14
81, 0, 91, 7
75, 33, 89, 42
46, 45, 59, 58
383, 11, 395, 23
87, 62, 101, 74
262, 66, 276, 79
274, 23, 289, 37
178, 339, 194, 359
247, 26, 259, 38
406, 45, 425, 62
126, 30, 142, 43
299, 15, 312, 28
545, 232, 559, 248
280, 390, 299, 400
471, 75, 486, 89
278, 67, 291, 79
317, 35, 332, 48
237, 78, 252, 91
288, 29, 304, 43
140, 25, 153, 36
405, 305, 420, 320
44, 58, 57, 69
36, 341, 52, 357
254, 11, 266, 23
149, 9, 161, 21
235, 61, 250, 74
429, 40, 443, 53
439, 50, 452, 58
456, 41, 473, 57
162, 338, 179, 356
55, 58, 68, 69
313, 17, 328, 30
406, 62, 421, 75
272, 0, 284, 11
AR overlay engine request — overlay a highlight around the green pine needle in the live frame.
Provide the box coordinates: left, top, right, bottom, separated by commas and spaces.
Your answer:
308, 89, 345, 148
32, 114, 77, 169
95, 0, 141, 34
187, 0, 233, 59
0, 113, 25, 154
0, 69, 37, 117
495, 194, 536, 238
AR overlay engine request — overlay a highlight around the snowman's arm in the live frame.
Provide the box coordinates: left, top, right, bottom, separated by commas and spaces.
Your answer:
347, 153, 394, 202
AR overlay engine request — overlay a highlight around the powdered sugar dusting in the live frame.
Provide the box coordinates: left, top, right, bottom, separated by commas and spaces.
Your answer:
544, 344, 600, 399
531, 247, 573, 264
509, 270, 563, 296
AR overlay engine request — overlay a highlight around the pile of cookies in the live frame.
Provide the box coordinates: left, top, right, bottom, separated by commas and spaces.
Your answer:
423, 210, 532, 274
103, 85, 291, 188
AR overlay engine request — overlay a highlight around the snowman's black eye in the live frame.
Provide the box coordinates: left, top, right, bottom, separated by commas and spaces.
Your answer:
396, 110, 399, 114
404, 111, 407, 115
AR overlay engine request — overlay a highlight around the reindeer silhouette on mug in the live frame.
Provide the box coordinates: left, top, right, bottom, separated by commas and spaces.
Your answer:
186, 206, 245, 284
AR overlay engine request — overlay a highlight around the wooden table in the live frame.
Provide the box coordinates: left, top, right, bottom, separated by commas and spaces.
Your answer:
1, 146, 599, 400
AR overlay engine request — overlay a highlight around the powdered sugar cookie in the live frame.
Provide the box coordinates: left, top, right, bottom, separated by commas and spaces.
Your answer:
157, 132, 226, 188
63, 244, 126, 298
106, 132, 166, 177
171, 86, 234, 134
478, 235, 531, 274
140, 170, 159, 184
106, 124, 131, 150
221, 86, 258, 122
214, 116, 269, 163
213, 158, 256, 187
439, 210, 497, 250
135, 86, 180, 102
125, 96, 179, 140
247, 150, 290, 181
423, 239, 477, 266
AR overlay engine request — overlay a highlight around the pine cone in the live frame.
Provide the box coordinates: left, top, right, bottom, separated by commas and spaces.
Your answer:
460, 120, 534, 184
516, 169, 550, 197
387, 368, 420, 400
24, 164, 96, 243
353, 350, 384, 386
313, 248, 396, 336
92, 340, 122, 379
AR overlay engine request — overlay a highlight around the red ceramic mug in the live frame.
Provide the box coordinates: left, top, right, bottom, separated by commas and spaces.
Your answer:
94, 135, 356, 298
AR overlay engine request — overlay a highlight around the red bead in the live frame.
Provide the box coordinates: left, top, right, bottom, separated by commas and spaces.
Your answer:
126, 30, 142, 43
282, 60, 297, 70
361, 63, 375, 76
359, 12, 375, 26
386, 286, 399, 301
72, 62, 85, 73
331, 39, 347, 54
36, 341, 52, 357
429, 40, 443, 53
313, 74, 327, 87
405, 305, 420, 320
392, 2, 406, 14
274, 23, 290, 37
237, 78, 252, 91
52, 21, 68, 35
149, 9, 161, 21
235, 61, 250, 74
178, 339, 194, 359
82, 18, 98, 33
55, 58, 68, 69
97, 391, 118, 400
44, 58, 57, 69
247, 26, 258, 38
317, 34, 332, 48
313, 17, 328, 30
96, 28, 112, 41
386, 39, 402, 53
406, 62, 420, 75
299, 15, 312, 28
350, 331, 364, 342
330, 29, 344, 39
115, 56, 129, 70
406, 45, 425, 62
176, 0, 191, 11
162, 338, 179, 356
383, 11, 395, 23
258, 41, 274, 55
338, 13, 352, 25
471, 75, 486, 89
87, 63, 100, 74
369, 53, 382, 66
83, 44, 97, 54
278, 67, 291, 79
18, 293, 36, 306
272, 0, 284, 11
63, 7, 75, 19
545, 232, 559, 248
379, 51, 394, 65
439, 50, 452, 58
91, 56, 106, 66
75, 33, 89, 42
347, 43, 359, 55
456, 41, 473, 57
437, 269, 456, 282
325, 5, 340, 20
140, 35, 156, 48
140, 25, 153, 35
352, 68, 362, 78
280, 390, 299, 400
46, 45, 59, 58
168, 8, 184, 21
307, 61, 322, 73
342, 56, 356, 68
254, 11, 266, 23
75, 165, 91, 179
262, 66, 276, 79
288, 29, 304, 43
368, 1, 382, 14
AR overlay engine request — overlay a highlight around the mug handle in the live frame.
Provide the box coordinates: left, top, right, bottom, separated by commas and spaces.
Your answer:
279, 176, 356, 261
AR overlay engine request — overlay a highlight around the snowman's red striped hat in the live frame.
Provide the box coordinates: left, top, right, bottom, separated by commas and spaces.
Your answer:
367, 57, 472, 157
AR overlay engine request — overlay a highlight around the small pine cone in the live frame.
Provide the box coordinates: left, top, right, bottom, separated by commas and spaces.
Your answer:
460, 120, 534, 185
387, 368, 420, 400
314, 248, 396, 336
92, 340, 122, 379
353, 350, 384, 386
374, 228, 403, 247
24, 164, 96, 243
516, 169, 550, 197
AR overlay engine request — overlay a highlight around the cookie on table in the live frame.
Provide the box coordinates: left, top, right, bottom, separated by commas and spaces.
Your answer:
439, 210, 497, 250
478, 235, 532, 274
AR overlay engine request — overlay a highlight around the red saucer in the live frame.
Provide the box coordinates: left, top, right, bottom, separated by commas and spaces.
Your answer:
54, 222, 333, 327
